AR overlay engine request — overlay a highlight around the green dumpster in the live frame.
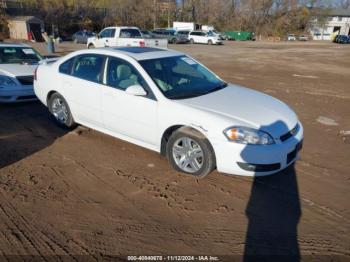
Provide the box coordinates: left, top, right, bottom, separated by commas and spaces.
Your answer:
223, 31, 255, 41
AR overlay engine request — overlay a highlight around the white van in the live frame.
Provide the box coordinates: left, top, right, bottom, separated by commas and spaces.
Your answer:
188, 31, 222, 45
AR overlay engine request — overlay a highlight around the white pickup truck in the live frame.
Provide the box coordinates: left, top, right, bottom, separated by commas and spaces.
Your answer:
87, 26, 167, 49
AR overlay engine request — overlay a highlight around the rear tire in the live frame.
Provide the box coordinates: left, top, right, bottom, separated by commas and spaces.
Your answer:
166, 127, 216, 178
48, 93, 76, 129
88, 43, 95, 49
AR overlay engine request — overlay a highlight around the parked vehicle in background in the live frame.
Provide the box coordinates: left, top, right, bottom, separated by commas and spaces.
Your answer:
176, 30, 190, 39
287, 34, 296, 41
0, 43, 43, 103
141, 30, 154, 39
87, 26, 167, 49
223, 31, 255, 41
298, 34, 308, 41
188, 31, 223, 45
334, 34, 342, 43
207, 30, 225, 40
336, 35, 350, 44
173, 21, 198, 31
34, 47, 303, 177
72, 30, 95, 44
151, 29, 188, 44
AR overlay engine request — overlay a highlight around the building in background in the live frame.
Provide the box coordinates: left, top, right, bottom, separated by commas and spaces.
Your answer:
310, 8, 350, 40
8, 16, 44, 41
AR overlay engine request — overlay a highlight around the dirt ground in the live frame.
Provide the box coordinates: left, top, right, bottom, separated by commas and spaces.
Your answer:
0, 40, 349, 261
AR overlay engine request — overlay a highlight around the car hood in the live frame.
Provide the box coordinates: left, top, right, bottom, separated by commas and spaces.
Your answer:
0, 64, 37, 77
176, 84, 298, 138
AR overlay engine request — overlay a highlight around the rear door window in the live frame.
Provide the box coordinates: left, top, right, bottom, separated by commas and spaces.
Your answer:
72, 55, 105, 83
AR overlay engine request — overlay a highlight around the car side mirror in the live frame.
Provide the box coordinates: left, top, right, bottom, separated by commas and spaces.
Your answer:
125, 85, 147, 96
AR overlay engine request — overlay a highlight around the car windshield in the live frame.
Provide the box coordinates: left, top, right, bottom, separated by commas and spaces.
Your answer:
0, 47, 42, 64
140, 55, 227, 99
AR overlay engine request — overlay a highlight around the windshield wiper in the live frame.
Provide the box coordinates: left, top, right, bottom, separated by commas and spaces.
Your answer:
205, 83, 228, 95
169, 93, 202, 100
168, 83, 228, 100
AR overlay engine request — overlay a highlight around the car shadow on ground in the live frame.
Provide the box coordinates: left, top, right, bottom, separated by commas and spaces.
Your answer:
242, 120, 301, 262
0, 102, 68, 169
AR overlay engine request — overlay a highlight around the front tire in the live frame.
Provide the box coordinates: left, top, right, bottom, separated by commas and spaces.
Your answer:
208, 40, 213, 45
166, 127, 216, 178
190, 38, 194, 44
48, 93, 76, 128
88, 43, 95, 49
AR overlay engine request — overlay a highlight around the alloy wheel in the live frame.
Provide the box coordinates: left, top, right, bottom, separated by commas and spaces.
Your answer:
51, 97, 68, 124
172, 137, 204, 173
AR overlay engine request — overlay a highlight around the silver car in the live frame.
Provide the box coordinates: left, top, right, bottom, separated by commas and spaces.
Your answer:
0, 43, 43, 103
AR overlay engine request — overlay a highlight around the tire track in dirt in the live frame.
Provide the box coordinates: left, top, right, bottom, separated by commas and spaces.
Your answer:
0, 197, 50, 258
0, 191, 101, 259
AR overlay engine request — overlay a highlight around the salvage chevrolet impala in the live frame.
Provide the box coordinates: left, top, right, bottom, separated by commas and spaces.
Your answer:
34, 47, 303, 177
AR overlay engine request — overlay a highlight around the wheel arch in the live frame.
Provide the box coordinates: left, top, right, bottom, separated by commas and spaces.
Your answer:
160, 124, 214, 157
46, 90, 58, 108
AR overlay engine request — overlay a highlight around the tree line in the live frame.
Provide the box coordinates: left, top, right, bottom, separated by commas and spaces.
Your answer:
0, 0, 348, 39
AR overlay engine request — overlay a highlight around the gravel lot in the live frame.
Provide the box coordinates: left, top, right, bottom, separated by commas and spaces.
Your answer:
0, 40, 349, 260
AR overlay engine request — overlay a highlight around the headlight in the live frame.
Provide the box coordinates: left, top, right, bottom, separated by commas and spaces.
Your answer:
0, 76, 17, 88
223, 126, 275, 145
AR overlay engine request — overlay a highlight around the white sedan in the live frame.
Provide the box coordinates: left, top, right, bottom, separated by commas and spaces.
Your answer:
34, 47, 303, 177
0, 43, 43, 102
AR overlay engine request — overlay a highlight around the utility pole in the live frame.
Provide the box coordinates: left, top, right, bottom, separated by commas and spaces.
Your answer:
153, 0, 157, 29
167, 0, 171, 28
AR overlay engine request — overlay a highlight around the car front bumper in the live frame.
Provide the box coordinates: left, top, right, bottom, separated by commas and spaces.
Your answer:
176, 38, 189, 44
211, 122, 304, 176
0, 86, 37, 103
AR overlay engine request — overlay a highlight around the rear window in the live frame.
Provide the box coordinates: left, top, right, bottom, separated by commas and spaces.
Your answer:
120, 29, 142, 38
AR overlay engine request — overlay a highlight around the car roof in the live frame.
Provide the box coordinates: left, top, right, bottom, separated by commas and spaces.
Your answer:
77, 47, 184, 61
107, 26, 139, 29
0, 43, 30, 48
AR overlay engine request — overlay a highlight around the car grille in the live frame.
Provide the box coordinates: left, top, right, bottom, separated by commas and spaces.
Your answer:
280, 123, 299, 142
16, 75, 34, 86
